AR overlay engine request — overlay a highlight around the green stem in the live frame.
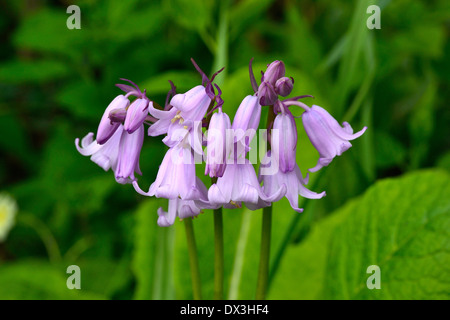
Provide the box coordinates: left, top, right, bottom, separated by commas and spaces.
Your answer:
184, 218, 202, 300
255, 205, 272, 300
213, 207, 224, 300
268, 170, 324, 288
228, 208, 252, 299
18, 213, 62, 264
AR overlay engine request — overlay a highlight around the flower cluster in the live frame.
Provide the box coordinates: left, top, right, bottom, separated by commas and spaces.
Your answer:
76, 59, 366, 226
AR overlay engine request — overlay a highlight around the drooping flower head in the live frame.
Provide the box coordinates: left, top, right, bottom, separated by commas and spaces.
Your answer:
285, 101, 367, 172
76, 79, 151, 183
133, 143, 208, 201
259, 151, 326, 213
133, 59, 226, 225
157, 198, 203, 227
75, 57, 367, 228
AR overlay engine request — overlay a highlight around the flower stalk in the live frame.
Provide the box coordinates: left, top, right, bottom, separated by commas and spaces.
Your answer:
184, 218, 202, 300
255, 205, 272, 300
255, 104, 275, 300
213, 207, 224, 300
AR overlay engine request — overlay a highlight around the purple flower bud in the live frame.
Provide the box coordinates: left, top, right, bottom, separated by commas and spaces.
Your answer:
108, 108, 127, 123
115, 124, 144, 184
302, 105, 367, 172
170, 85, 212, 121
263, 60, 286, 85
275, 77, 293, 97
231, 95, 261, 147
205, 110, 231, 178
124, 98, 150, 134
271, 112, 297, 173
258, 82, 278, 106
97, 95, 129, 145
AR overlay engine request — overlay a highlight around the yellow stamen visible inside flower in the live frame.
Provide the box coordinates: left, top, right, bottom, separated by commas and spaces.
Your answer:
229, 201, 241, 208
171, 111, 184, 123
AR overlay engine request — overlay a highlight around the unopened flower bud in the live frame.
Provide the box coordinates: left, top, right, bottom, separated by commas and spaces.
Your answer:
272, 112, 297, 173
109, 108, 127, 123
205, 111, 231, 178
275, 77, 293, 97
97, 95, 129, 145
263, 60, 286, 85
258, 82, 277, 106
302, 105, 367, 172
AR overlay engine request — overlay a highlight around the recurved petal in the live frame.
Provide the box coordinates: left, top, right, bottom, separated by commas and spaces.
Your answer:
311, 105, 367, 140
157, 199, 178, 227
298, 185, 326, 199
308, 157, 333, 173
75, 133, 101, 156
284, 185, 304, 213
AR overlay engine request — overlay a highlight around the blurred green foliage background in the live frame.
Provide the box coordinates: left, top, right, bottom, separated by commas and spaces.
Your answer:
0, 0, 449, 300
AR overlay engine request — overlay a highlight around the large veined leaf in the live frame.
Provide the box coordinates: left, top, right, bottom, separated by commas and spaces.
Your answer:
269, 169, 450, 299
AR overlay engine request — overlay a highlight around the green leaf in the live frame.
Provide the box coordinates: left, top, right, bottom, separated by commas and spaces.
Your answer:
284, 2, 323, 74
408, 71, 437, 169
106, 3, 165, 41
392, 24, 445, 58
229, 0, 275, 41
164, 0, 214, 32
0, 60, 70, 84
333, 0, 371, 118
56, 81, 106, 121
0, 260, 106, 299
132, 198, 175, 300
374, 131, 407, 169
0, 112, 34, 169
13, 9, 85, 59
74, 258, 132, 299
437, 152, 450, 173
269, 169, 450, 299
